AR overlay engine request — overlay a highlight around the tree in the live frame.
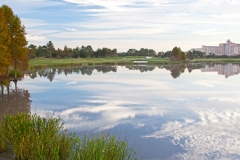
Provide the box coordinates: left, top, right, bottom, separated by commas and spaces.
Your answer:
46, 41, 55, 58
0, 7, 11, 77
0, 5, 29, 79
170, 47, 185, 61
148, 49, 156, 56
186, 51, 194, 60
72, 47, 80, 58
181, 51, 186, 61
111, 48, 117, 57
10, 16, 28, 79
28, 44, 37, 59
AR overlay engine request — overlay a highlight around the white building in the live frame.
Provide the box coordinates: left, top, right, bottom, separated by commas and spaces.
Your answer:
192, 40, 240, 56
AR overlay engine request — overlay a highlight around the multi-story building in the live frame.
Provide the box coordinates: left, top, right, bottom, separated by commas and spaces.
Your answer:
192, 40, 240, 56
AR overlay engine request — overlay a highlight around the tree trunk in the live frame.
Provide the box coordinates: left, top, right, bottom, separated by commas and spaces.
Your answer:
5, 67, 9, 78
1, 85, 3, 101
14, 59, 17, 80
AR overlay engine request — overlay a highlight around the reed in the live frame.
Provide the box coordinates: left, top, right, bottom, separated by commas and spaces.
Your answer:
0, 113, 75, 159
71, 133, 137, 160
0, 113, 137, 160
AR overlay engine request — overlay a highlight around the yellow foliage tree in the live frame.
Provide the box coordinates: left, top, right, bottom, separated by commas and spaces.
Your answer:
0, 7, 11, 77
0, 5, 28, 79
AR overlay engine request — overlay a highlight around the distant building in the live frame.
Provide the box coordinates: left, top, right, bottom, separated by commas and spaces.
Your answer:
191, 40, 240, 56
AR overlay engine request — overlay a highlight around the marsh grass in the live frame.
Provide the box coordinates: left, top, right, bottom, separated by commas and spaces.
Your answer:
0, 113, 75, 159
71, 134, 137, 160
0, 113, 137, 160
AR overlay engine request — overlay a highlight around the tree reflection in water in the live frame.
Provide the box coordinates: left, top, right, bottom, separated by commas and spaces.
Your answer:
0, 80, 31, 121
25, 63, 237, 81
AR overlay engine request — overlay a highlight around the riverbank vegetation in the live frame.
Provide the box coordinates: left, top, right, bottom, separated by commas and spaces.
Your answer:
0, 113, 136, 160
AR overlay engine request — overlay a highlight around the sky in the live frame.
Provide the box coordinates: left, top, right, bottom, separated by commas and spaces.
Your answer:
1, 0, 240, 52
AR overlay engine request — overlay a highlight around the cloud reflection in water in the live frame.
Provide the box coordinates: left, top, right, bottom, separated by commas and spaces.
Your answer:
145, 107, 240, 159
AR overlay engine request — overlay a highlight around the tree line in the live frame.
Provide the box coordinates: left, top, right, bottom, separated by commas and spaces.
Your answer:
28, 42, 118, 59
29, 41, 208, 61
0, 5, 28, 79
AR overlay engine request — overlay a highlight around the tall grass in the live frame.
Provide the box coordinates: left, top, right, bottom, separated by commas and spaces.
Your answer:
71, 134, 137, 160
0, 113, 137, 160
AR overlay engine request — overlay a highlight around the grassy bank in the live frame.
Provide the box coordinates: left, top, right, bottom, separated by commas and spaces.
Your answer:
28, 57, 174, 69
0, 113, 136, 160
28, 57, 240, 69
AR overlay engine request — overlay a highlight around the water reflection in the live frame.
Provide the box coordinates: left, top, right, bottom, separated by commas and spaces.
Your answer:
24, 63, 217, 81
201, 63, 240, 78
6, 63, 240, 159
26, 63, 238, 81
0, 80, 31, 121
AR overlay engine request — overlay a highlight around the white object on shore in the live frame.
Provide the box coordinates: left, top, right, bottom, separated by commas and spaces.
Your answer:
133, 61, 148, 63
146, 56, 152, 59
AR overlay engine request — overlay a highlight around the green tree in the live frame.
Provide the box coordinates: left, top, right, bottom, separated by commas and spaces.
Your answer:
186, 51, 194, 60
28, 44, 37, 59
181, 52, 186, 61
72, 46, 80, 58
170, 47, 185, 61
46, 41, 55, 58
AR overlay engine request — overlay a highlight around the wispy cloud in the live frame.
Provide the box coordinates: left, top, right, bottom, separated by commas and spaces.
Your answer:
66, 81, 77, 85
193, 29, 230, 36
65, 28, 77, 32
26, 35, 46, 41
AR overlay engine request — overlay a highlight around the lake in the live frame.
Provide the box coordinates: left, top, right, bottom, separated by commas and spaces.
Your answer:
1, 63, 240, 159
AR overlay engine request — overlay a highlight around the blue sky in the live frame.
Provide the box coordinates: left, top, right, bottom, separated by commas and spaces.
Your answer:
1, 0, 240, 52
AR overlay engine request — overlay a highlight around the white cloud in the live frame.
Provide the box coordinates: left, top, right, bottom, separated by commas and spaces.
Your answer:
64, 0, 175, 11
66, 81, 77, 85
208, 97, 240, 104
197, 0, 240, 6
26, 35, 46, 41
65, 28, 77, 32
193, 29, 230, 36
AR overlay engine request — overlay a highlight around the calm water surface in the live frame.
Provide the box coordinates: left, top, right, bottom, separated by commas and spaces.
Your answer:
1, 63, 240, 160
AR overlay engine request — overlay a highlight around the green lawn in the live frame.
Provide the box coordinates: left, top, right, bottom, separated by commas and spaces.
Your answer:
29, 57, 173, 68
29, 57, 240, 69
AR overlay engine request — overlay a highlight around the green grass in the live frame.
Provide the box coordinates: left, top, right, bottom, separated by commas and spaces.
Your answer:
28, 57, 173, 69
0, 113, 137, 160
71, 134, 136, 160
28, 57, 240, 70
